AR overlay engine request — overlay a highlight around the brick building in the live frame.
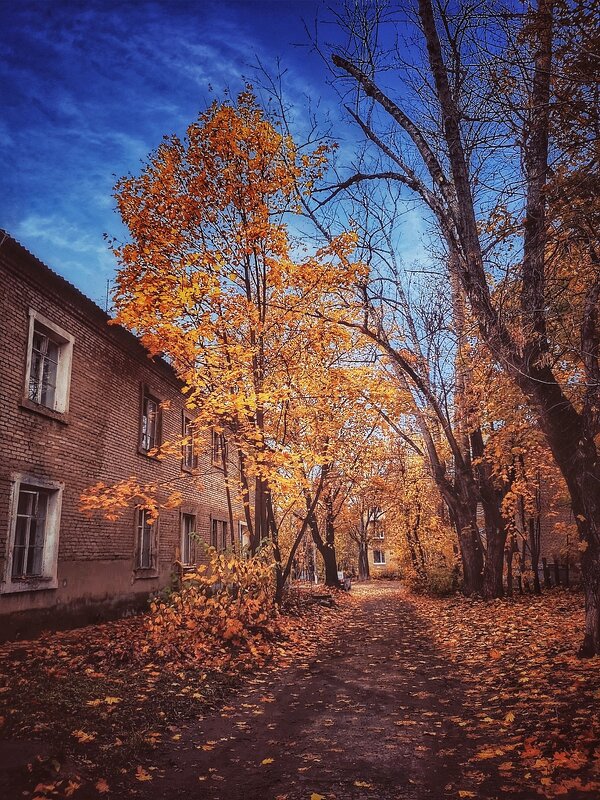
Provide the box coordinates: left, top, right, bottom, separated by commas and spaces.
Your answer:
366, 510, 399, 576
0, 233, 246, 637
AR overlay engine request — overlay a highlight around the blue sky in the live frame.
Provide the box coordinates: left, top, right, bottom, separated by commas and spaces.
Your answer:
1, 0, 426, 307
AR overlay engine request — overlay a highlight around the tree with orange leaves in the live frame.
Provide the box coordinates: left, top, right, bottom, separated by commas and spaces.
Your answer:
106, 91, 365, 601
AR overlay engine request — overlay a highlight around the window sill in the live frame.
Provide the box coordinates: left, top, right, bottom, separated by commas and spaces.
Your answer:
19, 398, 69, 424
133, 568, 159, 580
137, 447, 162, 461
1, 575, 58, 594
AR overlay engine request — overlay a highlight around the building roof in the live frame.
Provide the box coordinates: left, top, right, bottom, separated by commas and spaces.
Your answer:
0, 230, 179, 384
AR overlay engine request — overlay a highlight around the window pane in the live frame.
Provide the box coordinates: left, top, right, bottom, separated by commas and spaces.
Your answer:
46, 338, 60, 364
26, 520, 39, 573
17, 488, 35, 516
183, 420, 194, 468
40, 357, 57, 407
30, 327, 59, 409
182, 513, 196, 564
32, 331, 46, 353
28, 351, 44, 402
142, 397, 158, 451
138, 510, 153, 568
12, 486, 48, 577
12, 517, 28, 576
222, 521, 228, 551
211, 519, 218, 549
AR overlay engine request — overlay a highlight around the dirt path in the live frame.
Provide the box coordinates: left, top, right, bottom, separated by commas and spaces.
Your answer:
3, 583, 597, 799
132, 583, 505, 800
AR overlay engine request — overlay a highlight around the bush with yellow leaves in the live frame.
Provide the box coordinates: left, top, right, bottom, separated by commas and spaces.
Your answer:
143, 547, 277, 668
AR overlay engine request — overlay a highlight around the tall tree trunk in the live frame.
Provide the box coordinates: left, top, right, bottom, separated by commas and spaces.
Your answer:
307, 500, 341, 588
358, 542, 370, 580
482, 519, 507, 599
440, 463, 484, 595
417, 0, 600, 654
405, 505, 427, 582
470, 428, 509, 598
505, 541, 514, 597
449, 497, 484, 595
251, 474, 270, 554
529, 512, 542, 595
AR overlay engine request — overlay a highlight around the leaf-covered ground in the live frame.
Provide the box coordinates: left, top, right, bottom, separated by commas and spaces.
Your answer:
1, 583, 598, 799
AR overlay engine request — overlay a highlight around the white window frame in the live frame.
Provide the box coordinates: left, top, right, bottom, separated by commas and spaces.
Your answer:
372, 548, 386, 565
182, 414, 197, 470
135, 509, 158, 571
211, 429, 228, 468
239, 521, 250, 554
140, 389, 160, 454
181, 512, 197, 566
24, 310, 74, 414
2, 473, 63, 594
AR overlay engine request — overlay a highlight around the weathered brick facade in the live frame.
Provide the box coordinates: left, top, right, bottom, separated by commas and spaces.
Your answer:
0, 234, 245, 637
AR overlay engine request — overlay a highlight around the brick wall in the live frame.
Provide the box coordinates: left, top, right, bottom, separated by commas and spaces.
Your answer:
0, 235, 245, 634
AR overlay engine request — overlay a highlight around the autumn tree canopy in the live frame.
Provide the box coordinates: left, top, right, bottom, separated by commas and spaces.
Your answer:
107, 91, 371, 598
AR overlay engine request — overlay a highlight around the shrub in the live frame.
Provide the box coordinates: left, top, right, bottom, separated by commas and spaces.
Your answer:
371, 565, 402, 581
142, 547, 277, 669
425, 564, 457, 596
406, 562, 459, 596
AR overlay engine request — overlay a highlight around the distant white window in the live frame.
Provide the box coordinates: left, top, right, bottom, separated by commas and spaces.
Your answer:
182, 415, 197, 470
136, 509, 157, 570
24, 311, 74, 413
239, 522, 250, 554
140, 388, 161, 454
181, 512, 197, 566
211, 429, 228, 468
2, 474, 63, 593
373, 549, 386, 565
211, 519, 229, 552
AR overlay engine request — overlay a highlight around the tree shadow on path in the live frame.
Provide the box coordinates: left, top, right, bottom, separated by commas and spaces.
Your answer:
136, 583, 537, 800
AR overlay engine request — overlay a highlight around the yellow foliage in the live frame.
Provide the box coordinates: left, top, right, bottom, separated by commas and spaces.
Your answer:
145, 548, 276, 664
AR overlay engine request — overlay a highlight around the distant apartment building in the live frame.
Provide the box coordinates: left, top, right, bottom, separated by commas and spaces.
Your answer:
366, 509, 398, 574
0, 233, 246, 638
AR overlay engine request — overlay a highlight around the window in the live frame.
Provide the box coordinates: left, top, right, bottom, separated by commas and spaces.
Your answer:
372, 523, 385, 540
181, 513, 197, 566
370, 508, 384, 538
2, 474, 63, 593
239, 522, 249, 554
24, 311, 74, 415
13, 486, 48, 577
136, 509, 157, 570
222, 520, 228, 551
140, 387, 161, 454
211, 519, 229, 552
211, 429, 228, 468
373, 549, 386, 565
182, 415, 197, 470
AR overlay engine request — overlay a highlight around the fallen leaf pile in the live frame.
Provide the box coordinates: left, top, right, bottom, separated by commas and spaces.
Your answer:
405, 588, 600, 797
0, 581, 351, 799
0, 581, 597, 799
